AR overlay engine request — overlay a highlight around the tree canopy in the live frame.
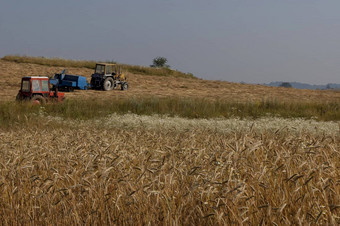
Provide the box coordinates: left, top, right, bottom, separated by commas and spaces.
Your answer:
151, 57, 169, 68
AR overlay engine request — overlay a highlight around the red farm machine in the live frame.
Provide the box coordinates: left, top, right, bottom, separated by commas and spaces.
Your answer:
15, 63, 129, 103
16, 76, 65, 104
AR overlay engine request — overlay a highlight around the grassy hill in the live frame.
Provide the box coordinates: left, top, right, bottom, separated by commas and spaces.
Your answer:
2, 55, 195, 78
0, 55, 340, 122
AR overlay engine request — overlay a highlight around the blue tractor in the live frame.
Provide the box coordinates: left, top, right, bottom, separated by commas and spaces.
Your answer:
50, 70, 89, 92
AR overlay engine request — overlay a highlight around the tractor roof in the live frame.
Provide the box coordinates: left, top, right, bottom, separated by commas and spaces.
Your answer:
23, 76, 49, 79
97, 63, 116, 66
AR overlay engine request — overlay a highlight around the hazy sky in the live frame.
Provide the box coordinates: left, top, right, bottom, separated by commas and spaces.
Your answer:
1, 0, 340, 84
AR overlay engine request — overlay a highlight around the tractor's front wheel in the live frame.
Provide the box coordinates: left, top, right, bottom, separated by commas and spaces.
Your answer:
121, 82, 129, 91
103, 77, 114, 91
31, 95, 46, 105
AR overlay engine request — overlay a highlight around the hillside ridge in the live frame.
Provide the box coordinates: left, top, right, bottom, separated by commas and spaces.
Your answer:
0, 58, 339, 103
2, 55, 196, 79
265, 81, 340, 90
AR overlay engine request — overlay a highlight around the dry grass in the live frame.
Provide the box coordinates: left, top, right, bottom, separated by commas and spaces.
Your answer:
2, 55, 97, 69
0, 115, 339, 224
1, 59, 340, 103
2, 55, 195, 79
1, 56, 340, 224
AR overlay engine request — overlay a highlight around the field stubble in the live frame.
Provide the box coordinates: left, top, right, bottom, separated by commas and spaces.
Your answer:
1, 59, 340, 103
0, 115, 339, 224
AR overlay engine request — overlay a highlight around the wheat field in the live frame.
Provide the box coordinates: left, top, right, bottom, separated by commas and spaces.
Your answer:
0, 114, 339, 225
1, 58, 340, 224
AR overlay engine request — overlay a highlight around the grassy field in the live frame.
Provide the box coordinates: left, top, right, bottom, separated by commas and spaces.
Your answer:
1, 98, 340, 128
0, 56, 339, 224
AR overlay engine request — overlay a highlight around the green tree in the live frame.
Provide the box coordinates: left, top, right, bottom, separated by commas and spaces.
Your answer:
151, 57, 169, 68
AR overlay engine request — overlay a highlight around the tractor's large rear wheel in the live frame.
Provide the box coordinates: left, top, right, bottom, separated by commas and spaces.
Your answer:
90, 78, 96, 89
31, 95, 46, 105
103, 77, 114, 91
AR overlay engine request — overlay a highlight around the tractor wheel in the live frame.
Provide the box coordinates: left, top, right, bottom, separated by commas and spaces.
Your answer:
90, 79, 94, 87
90, 78, 97, 90
31, 95, 46, 105
121, 82, 129, 91
103, 77, 114, 91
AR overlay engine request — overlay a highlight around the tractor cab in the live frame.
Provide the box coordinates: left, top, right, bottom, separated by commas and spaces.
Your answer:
16, 77, 65, 104
95, 63, 112, 75
91, 63, 128, 91
93, 63, 125, 79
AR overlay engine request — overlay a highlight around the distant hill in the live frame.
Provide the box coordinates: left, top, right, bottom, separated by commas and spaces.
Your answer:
264, 81, 340, 90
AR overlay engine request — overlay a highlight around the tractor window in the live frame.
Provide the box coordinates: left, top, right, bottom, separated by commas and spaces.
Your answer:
32, 80, 41, 92
41, 80, 49, 91
22, 80, 30, 92
106, 66, 112, 74
95, 65, 105, 74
